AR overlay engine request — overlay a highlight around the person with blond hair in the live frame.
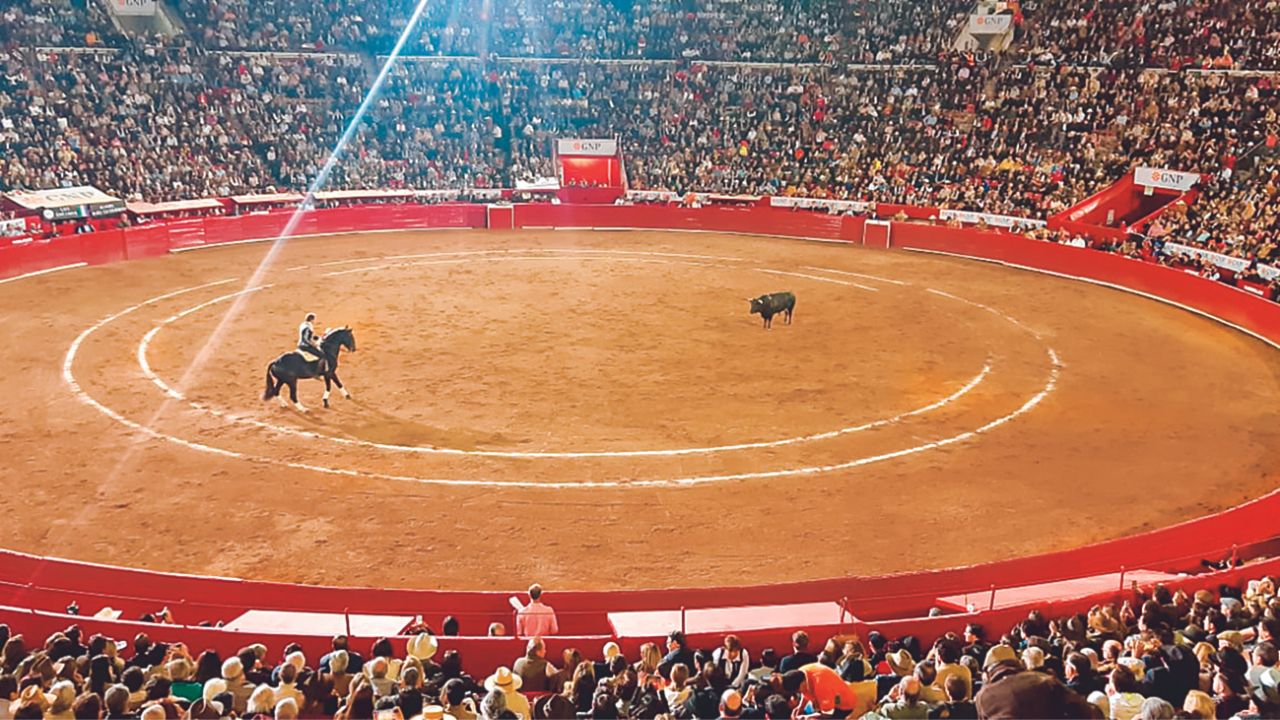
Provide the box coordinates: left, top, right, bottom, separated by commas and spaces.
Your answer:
633, 643, 661, 677
1182, 689, 1215, 719
663, 663, 692, 713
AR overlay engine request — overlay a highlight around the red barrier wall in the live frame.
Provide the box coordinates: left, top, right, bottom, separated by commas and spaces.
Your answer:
3, 202, 1280, 660
891, 223, 1280, 342
512, 203, 863, 242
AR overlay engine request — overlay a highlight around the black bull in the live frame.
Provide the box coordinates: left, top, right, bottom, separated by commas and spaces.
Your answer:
747, 291, 796, 328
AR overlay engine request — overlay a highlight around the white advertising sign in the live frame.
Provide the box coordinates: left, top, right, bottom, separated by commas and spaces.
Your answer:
556, 138, 618, 157
769, 196, 872, 214
1162, 241, 1279, 281
1134, 167, 1200, 191
109, 0, 158, 16
967, 14, 1014, 34
938, 208, 1047, 229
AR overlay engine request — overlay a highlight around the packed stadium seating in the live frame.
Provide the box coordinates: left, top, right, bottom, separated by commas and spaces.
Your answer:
1, 2, 1276, 276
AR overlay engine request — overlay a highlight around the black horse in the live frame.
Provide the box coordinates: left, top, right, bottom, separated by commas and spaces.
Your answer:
263, 326, 357, 411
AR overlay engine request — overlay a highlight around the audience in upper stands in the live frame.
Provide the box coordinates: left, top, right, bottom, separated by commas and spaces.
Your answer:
0, 0, 1277, 301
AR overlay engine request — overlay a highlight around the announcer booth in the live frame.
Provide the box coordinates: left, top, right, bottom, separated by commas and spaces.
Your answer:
554, 138, 626, 203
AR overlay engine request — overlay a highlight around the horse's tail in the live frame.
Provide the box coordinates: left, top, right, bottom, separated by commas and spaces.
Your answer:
263, 363, 278, 401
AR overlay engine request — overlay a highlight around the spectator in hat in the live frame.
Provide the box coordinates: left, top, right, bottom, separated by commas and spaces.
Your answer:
483, 667, 528, 719
515, 584, 558, 639
974, 659, 1095, 719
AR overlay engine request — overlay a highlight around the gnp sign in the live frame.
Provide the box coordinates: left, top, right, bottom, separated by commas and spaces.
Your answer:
967, 14, 1013, 34
1134, 167, 1200, 191
556, 139, 618, 157
109, 0, 158, 16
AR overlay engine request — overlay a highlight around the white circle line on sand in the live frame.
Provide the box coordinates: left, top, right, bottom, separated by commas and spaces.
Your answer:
77, 345, 1059, 489
138, 284, 275, 399
136, 253, 990, 457
65, 246, 1060, 487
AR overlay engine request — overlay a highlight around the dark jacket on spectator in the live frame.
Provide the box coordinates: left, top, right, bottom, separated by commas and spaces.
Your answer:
974, 663, 1099, 719
777, 652, 818, 673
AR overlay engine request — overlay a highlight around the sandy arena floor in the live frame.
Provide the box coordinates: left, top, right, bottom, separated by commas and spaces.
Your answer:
1, 230, 1278, 591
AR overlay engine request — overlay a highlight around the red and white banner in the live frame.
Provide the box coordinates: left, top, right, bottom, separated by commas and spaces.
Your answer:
1163, 241, 1279, 281
770, 196, 872, 214
625, 190, 679, 203
1134, 167, 1200, 191
939, 208, 1046, 229
967, 14, 1014, 34
556, 139, 618, 157
108, 0, 158, 16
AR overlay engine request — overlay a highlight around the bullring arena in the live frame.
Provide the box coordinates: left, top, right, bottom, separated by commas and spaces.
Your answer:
6, 218, 1280, 593
5, 199, 1280, 717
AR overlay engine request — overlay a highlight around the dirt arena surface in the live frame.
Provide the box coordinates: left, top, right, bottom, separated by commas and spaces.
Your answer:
2, 230, 1279, 591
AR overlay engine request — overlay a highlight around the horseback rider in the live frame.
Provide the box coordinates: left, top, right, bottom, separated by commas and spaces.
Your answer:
297, 312, 327, 373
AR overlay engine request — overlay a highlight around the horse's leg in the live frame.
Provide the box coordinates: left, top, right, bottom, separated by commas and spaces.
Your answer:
276, 376, 290, 407
333, 372, 351, 399
322, 375, 331, 409
288, 379, 307, 413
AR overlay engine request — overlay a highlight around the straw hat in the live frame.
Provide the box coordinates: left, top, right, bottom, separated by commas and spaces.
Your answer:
887, 649, 915, 676
408, 633, 439, 661
421, 705, 458, 720
484, 666, 523, 693
983, 644, 1017, 668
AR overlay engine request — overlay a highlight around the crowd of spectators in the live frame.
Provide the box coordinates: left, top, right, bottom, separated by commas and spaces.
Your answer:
166, 0, 972, 63
0, 0, 1278, 291
0, 0, 120, 49
37, 0, 1278, 71
5, 573, 1280, 718
1010, 0, 1280, 70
